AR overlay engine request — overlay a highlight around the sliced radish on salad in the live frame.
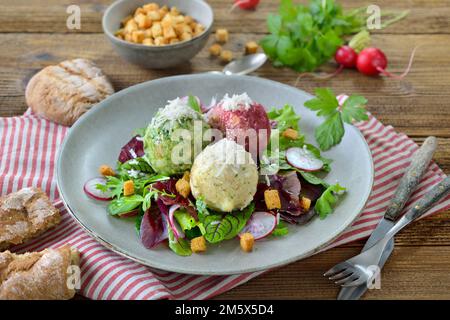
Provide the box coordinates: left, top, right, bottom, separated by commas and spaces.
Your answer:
286, 147, 324, 172
83, 177, 112, 201
239, 211, 277, 240
168, 204, 185, 240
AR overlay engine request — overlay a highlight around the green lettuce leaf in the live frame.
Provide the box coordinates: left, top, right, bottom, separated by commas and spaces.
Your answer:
315, 183, 346, 219
168, 225, 192, 256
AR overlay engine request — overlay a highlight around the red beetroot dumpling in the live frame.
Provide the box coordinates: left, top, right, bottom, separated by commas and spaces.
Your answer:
207, 93, 271, 155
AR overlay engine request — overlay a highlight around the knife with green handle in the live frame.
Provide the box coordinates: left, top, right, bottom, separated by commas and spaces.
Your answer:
337, 136, 438, 300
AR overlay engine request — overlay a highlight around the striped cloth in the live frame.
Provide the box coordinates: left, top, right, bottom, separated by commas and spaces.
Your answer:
1, 110, 450, 300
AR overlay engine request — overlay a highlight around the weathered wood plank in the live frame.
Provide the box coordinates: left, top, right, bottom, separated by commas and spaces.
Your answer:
0, 0, 449, 34
0, 33, 450, 138
215, 244, 450, 299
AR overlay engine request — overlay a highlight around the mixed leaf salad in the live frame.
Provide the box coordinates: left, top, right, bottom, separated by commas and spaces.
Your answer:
84, 90, 368, 256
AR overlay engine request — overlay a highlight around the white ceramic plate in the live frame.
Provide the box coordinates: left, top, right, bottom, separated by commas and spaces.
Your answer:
57, 74, 374, 275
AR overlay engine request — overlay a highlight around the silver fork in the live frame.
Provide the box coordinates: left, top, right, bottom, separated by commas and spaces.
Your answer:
324, 175, 450, 288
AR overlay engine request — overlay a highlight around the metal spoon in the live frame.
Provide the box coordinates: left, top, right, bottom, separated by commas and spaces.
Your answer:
209, 53, 267, 76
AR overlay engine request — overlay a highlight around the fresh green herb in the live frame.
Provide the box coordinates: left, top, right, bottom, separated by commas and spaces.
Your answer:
304, 88, 368, 151
107, 194, 144, 216
135, 209, 144, 236
315, 183, 346, 219
187, 95, 201, 113
202, 203, 255, 244
260, 0, 365, 72
96, 176, 124, 199
168, 225, 192, 256
272, 221, 289, 237
298, 171, 329, 188
195, 197, 211, 221
174, 208, 206, 239
268, 104, 301, 131
120, 157, 154, 174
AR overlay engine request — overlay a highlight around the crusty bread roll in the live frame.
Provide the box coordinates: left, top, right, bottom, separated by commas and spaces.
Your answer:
25, 58, 114, 126
0, 187, 60, 250
0, 246, 80, 300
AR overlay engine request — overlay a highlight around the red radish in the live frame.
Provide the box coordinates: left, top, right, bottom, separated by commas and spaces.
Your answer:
335, 46, 358, 68
286, 147, 324, 172
168, 204, 185, 240
239, 211, 277, 240
356, 47, 418, 79
230, 0, 259, 11
83, 177, 112, 201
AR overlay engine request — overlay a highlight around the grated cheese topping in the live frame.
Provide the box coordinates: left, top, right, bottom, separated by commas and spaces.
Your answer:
150, 97, 201, 130
220, 93, 254, 111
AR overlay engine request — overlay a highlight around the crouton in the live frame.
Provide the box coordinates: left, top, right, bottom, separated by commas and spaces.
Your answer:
142, 38, 154, 46
282, 128, 299, 140
209, 44, 222, 56
175, 178, 191, 198
143, 3, 159, 12
182, 171, 190, 181
215, 28, 229, 43
191, 236, 207, 253
99, 165, 115, 177
264, 189, 281, 210
245, 41, 259, 55
220, 50, 233, 63
131, 30, 145, 43
240, 233, 254, 252
123, 180, 135, 196
300, 197, 311, 212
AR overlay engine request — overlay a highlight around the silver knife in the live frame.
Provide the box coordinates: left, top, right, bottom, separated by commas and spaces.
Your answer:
337, 136, 438, 300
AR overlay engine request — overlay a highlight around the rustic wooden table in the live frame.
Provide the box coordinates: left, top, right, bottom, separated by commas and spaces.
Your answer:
1, 0, 450, 299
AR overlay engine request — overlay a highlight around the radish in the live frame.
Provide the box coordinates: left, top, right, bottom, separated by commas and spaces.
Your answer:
335, 46, 358, 69
230, 0, 259, 12
356, 47, 418, 79
83, 177, 112, 201
168, 204, 185, 240
286, 147, 324, 172
239, 211, 277, 240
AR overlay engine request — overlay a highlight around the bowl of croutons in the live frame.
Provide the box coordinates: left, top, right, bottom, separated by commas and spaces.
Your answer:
103, 0, 213, 69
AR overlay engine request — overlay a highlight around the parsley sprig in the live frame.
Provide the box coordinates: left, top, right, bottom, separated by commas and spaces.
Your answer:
304, 88, 368, 151
260, 0, 365, 72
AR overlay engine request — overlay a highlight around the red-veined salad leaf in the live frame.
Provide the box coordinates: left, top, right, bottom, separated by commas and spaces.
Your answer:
118, 135, 145, 163
139, 206, 168, 249
202, 203, 255, 243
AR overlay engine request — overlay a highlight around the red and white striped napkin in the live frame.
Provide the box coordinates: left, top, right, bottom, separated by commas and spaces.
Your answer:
1, 110, 450, 300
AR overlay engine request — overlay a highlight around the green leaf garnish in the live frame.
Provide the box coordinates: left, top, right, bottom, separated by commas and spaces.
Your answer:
315, 183, 347, 219
168, 226, 192, 256
202, 203, 255, 244
304, 88, 368, 151
187, 95, 201, 113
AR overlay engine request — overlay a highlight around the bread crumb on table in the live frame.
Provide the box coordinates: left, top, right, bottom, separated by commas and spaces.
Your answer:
209, 43, 222, 56
245, 41, 259, 54
220, 50, 233, 63
215, 28, 229, 43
